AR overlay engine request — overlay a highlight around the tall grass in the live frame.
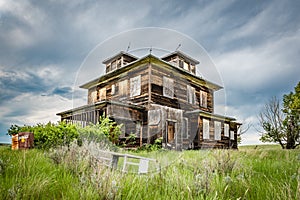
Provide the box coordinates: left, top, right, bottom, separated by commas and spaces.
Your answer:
0, 146, 99, 199
1, 144, 299, 199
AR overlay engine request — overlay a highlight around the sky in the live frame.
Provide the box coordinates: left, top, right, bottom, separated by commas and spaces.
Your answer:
0, 0, 299, 145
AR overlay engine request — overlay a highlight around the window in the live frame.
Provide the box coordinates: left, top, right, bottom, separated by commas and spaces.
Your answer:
106, 64, 111, 73
200, 90, 207, 108
130, 75, 141, 97
111, 60, 117, 71
182, 118, 189, 139
163, 76, 174, 98
117, 59, 122, 68
91, 90, 97, 103
148, 110, 161, 125
179, 59, 184, 68
111, 84, 115, 95
187, 85, 196, 104
214, 121, 221, 140
230, 131, 235, 140
119, 80, 128, 97
99, 88, 106, 101
184, 62, 189, 71
203, 119, 210, 139
224, 124, 229, 137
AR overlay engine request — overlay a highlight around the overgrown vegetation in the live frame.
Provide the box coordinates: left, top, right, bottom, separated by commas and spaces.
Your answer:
7, 115, 122, 150
259, 81, 300, 149
1, 145, 299, 200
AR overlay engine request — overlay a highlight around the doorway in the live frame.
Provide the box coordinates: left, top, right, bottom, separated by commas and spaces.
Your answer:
167, 121, 175, 143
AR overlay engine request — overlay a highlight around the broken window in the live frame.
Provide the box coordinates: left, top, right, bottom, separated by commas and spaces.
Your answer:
163, 76, 174, 98
187, 85, 196, 104
99, 88, 106, 101
200, 90, 207, 108
224, 123, 229, 137
119, 80, 128, 97
214, 121, 221, 140
203, 119, 210, 139
130, 75, 141, 97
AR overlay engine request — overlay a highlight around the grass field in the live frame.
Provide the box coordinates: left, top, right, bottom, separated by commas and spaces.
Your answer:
0, 145, 299, 199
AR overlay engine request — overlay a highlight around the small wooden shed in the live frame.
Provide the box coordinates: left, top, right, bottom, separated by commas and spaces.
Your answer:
11, 132, 34, 150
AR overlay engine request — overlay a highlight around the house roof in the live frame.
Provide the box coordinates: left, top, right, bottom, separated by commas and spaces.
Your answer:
161, 50, 200, 64
80, 54, 222, 91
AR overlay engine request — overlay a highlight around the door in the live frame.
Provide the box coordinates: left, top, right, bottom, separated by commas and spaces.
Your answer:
167, 122, 175, 143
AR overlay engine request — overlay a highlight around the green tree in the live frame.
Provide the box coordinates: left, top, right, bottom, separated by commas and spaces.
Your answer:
282, 82, 300, 149
259, 82, 300, 149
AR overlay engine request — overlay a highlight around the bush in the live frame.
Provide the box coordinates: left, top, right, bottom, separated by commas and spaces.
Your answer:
7, 116, 123, 150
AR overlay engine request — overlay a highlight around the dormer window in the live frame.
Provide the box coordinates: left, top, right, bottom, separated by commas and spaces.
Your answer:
103, 51, 138, 74
161, 51, 199, 75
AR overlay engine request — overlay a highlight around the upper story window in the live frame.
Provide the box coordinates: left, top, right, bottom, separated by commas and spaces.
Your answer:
163, 76, 174, 98
119, 80, 128, 97
98, 88, 106, 101
111, 84, 116, 95
187, 85, 196, 104
90, 90, 97, 103
200, 90, 207, 108
130, 75, 141, 97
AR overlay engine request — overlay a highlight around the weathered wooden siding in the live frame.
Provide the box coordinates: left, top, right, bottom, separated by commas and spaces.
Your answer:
87, 64, 150, 106
150, 64, 214, 112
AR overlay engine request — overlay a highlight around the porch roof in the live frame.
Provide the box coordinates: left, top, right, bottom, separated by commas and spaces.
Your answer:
185, 109, 239, 123
56, 100, 145, 116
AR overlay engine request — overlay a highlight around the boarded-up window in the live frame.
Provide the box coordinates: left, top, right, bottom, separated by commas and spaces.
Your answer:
119, 80, 128, 97
230, 131, 235, 140
99, 88, 106, 101
182, 118, 188, 139
200, 90, 207, 108
203, 119, 210, 139
148, 110, 161, 125
111, 84, 115, 95
224, 124, 229, 137
184, 62, 189, 71
214, 121, 221, 140
163, 76, 174, 98
91, 90, 97, 103
130, 75, 141, 97
187, 85, 196, 104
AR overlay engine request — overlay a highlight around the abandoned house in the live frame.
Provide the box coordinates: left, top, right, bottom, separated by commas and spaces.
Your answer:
57, 50, 241, 150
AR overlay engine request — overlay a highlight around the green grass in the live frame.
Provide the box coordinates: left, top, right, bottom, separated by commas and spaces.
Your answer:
1, 145, 299, 199
0, 147, 99, 199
